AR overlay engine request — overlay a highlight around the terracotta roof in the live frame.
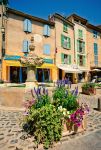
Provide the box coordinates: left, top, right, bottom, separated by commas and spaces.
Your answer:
67, 14, 101, 32
7, 8, 54, 26
53, 13, 74, 27
86, 23, 101, 32
67, 14, 88, 24
97, 25, 101, 29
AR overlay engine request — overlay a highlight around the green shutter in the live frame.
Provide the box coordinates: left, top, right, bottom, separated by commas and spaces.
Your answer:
67, 37, 71, 49
68, 55, 71, 65
82, 42, 85, 53
83, 56, 86, 66
77, 40, 79, 52
61, 53, 64, 64
78, 29, 83, 39
77, 54, 80, 65
61, 34, 64, 47
63, 23, 68, 32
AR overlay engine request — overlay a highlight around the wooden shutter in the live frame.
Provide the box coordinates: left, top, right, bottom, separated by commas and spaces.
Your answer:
67, 37, 71, 49
82, 42, 85, 53
28, 41, 30, 52
94, 55, 98, 65
61, 53, 64, 64
43, 44, 51, 55
68, 55, 71, 65
83, 56, 86, 66
77, 40, 79, 52
23, 19, 28, 32
43, 25, 48, 36
78, 29, 83, 38
23, 40, 28, 52
61, 34, 64, 47
27, 20, 32, 33
94, 43, 98, 55
47, 25, 51, 36
63, 23, 68, 32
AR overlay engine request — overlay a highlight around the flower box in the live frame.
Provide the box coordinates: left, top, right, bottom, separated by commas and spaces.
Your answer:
62, 114, 87, 136
82, 87, 96, 95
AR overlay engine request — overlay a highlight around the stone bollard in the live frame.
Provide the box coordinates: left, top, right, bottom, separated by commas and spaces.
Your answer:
98, 98, 101, 111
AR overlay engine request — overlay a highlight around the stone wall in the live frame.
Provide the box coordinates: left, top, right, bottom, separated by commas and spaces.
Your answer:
0, 87, 25, 108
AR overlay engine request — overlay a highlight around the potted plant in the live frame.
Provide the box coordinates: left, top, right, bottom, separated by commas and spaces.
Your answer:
82, 83, 96, 95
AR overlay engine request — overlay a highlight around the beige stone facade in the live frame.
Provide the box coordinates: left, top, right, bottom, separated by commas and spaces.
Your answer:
0, 5, 101, 83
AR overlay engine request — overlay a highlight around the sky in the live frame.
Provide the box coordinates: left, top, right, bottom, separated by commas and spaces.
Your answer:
9, 0, 101, 26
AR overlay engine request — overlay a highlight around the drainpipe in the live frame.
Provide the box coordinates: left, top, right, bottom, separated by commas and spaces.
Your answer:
1, 2, 7, 81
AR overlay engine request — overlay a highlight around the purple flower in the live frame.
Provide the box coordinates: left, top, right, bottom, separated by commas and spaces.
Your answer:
74, 86, 78, 96
34, 87, 38, 96
45, 89, 48, 95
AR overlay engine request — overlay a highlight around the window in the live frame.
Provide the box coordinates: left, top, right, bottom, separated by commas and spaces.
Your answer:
63, 22, 68, 32
61, 53, 71, 65
43, 25, 50, 37
94, 55, 98, 65
94, 43, 98, 65
77, 40, 85, 53
43, 44, 51, 55
23, 19, 32, 33
94, 43, 98, 55
22, 40, 30, 52
93, 30, 97, 38
36, 68, 50, 82
61, 35, 71, 49
77, 55, 85, 66
78, 29, 83, 39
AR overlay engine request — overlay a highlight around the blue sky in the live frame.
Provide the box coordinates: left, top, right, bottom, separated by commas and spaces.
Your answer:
9, 0, 101, 25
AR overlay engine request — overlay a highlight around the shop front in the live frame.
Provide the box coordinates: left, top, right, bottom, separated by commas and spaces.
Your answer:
57, 64, 82, 83
2, 55, 58, 83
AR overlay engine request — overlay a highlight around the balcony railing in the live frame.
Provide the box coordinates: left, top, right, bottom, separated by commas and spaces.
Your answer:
90, 61, 101, 67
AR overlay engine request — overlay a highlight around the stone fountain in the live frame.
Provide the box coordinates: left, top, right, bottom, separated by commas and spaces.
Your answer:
20, 37, 44, 89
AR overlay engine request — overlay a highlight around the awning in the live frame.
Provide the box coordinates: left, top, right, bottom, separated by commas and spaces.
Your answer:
91, 69, 101, 72
57, 64, 82, 73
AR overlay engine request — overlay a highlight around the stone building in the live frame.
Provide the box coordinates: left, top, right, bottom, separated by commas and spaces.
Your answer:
0, 5, 57, 83
0, 3, 101, 84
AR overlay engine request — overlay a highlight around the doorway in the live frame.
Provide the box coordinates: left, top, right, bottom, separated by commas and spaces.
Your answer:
59, 69, 62, 80
10, 67, 27, 83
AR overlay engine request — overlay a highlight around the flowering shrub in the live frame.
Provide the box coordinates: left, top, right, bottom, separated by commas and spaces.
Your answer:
23, 85, 89, 149
53, 86, 79, 111
23, 104, 63, 149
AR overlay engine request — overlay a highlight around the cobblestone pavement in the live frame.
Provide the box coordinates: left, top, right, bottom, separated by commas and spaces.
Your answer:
0, 94, 101, 150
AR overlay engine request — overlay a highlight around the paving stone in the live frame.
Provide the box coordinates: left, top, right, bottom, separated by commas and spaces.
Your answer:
10, 139, 18, 144
0, 137, 4, 141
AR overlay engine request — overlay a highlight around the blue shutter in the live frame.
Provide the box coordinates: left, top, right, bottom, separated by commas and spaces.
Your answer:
94, 55, 98, 65
23, 19, 28, 32
28, 20, 32, 33
19, 67, 22, 83
47, 25, 50, 36
43, 25, 48, 36
28, 41, 30, 52
23, 40, 28, 52
94, 43, 98, 55
43, 44, 50, 55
